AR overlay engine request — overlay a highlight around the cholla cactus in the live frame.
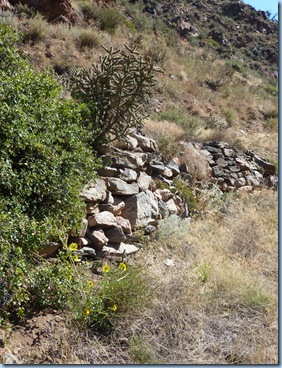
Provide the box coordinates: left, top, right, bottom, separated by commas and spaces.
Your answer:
69, 45, 160, 150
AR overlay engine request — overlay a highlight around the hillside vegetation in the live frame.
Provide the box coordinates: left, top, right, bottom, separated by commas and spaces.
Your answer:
0, 0, 278, 364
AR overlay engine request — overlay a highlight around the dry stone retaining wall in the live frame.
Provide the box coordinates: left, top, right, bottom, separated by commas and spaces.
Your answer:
67, 133, 277, 260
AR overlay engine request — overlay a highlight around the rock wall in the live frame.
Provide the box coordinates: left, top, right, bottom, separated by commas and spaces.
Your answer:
64, 133, 277, 261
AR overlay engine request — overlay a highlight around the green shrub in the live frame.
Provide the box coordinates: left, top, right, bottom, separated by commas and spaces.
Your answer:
0, 25, 99, 250
69, 261, 153, 332
76, 28, 102, 48
25, 13, 49, 43
97, 7, 124, 33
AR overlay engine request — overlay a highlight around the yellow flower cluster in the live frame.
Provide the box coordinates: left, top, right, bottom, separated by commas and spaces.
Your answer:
69, 243, 78, 251
102, 265, 110, 273
118, 262, 127, 271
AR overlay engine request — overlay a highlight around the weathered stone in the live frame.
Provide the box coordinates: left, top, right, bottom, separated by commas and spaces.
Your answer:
79, 218, 88, 237
98, 166, 119, 177
223, 148, 236, 157
163, 167, 173, 178
228, 165, 241, 173
150, 161, 165, 175
203, 145, 221, 154
86, 203, 100, 215
166, 198, 178, 214
131, 133, 158, 152
80, 179, 107, 202
104, 225, 127, 243
116, 216, 132, 234
122, 190, 159, 229
137, 171, 154, 191
110, 148, 148, 171
237, 185, 253, 192
212, 165, 225, 177
118, 168, 138, 183
75, 246, 96, 258
253, 155, 276, 175
107, 177, 139, 195
99, 200, 125, 216
234, 177, 246, 187
253, 170, 264, 181
163, 159, 181, 176
216, 158, 229, 167
158, 199, 169, 219
102, 242, 140, 255
114, 135, 138, 150
87, 229, 109, 248
154, 188, 173, 202
103, 190, 114, 204
88, 211, 117, 228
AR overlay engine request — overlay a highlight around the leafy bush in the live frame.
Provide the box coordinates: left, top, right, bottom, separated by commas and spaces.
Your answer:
69, 45, 159, 150
0, 25, 99, 251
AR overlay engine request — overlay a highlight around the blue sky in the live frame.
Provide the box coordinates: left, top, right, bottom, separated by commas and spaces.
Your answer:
242, 0, 278, 19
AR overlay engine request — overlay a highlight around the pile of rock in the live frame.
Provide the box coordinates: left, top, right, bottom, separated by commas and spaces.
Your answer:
197, 141, 277, 192
75, 132, 190, 259
58, 134, 277, 260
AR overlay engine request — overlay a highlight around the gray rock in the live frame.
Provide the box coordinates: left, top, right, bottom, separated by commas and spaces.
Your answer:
80, 178, 107, 202
137, 171, 154, 191
131, 133, 158, 152
163, 158, 181, 176
122, 190, 159, 229
86, 202, 100, 215
102, 242, 140, 255
166, 198, 178, 214
107, 177, 139, 195
158, 199, 169, 219
88, 211, 117, 228
116, 216, 132, 234
87, 229, 109, 248
75, 246, 96, 258
118, 168, 138, 183
97, 166, 119, 177
104, 225, 127, 243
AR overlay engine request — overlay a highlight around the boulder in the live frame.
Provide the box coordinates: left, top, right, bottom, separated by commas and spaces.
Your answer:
107, 177, 139, 195
99, 200, 125, 216
137, 171, 154, 191
80, 179, 107, 202
122, 190, 159, 229
85, 202, 100, 215
102, 242, 140, 255
104, 225, 127, 243
166, 198, 178, 214
88, 211, 117, 228
0, 0, 13, 10
118, 168, 138, 183
116, 216, 132, 234
87, 229, 109, 248
131, 133, 158, 152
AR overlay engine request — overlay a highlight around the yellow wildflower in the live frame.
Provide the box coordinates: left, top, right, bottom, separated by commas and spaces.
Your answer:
85, 308, 90, 315
119, 262, 127, 272
69, 275, 73, 281
102, 265, 110, 273
112, 304, 117, 312
73, 254, 79, 262
88, 280, 94, 287
69, 243, 78, 251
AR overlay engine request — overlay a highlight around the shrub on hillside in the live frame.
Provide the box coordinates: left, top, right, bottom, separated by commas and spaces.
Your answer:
68, 45, 160, 150
0, 25, 99, 251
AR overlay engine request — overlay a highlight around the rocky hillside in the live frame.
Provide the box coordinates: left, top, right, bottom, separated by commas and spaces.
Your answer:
0, 0, 278, 364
